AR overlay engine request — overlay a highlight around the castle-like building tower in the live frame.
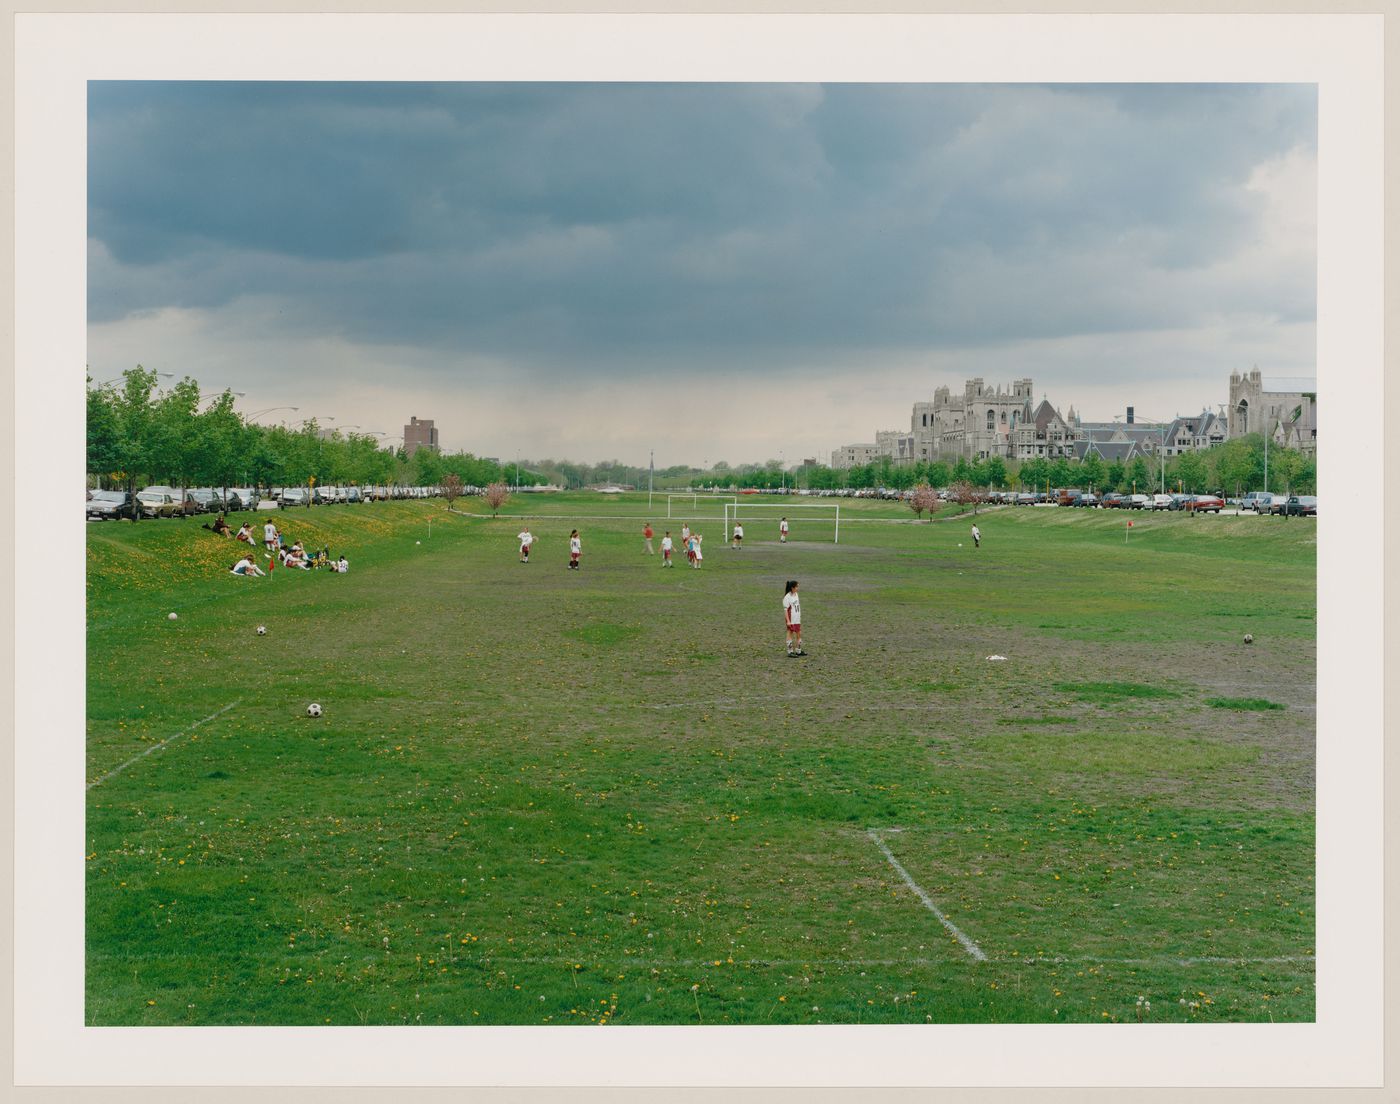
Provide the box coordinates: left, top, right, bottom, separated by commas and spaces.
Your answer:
1227, 368, 1315, 455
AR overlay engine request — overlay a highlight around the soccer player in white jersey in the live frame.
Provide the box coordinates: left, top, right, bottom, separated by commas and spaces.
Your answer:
568, 530, 582, 570
779, 517, 789, 543
517, 527, 535, 562
783, 579, 804, 656
661, 532, 674, 566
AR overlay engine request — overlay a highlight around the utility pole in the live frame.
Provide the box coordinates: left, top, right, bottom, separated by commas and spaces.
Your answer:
649, 449, 654, 508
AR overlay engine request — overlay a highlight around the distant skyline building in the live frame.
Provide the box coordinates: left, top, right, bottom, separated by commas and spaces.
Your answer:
403, 416, 439, 457
831, 370, 1315, 469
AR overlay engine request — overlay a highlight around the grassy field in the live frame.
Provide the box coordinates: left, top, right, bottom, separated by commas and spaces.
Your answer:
86, 493, 1315, 1025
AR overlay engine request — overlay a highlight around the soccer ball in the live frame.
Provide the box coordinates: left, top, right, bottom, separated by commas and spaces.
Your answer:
167, 612, 178, 620
416, 540, 421, 545
1243, 633, 1254, 644
256, 625, 267, 636
306, 702, 322, 718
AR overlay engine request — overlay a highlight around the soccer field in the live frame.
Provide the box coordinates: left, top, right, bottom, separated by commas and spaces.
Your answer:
85, 494, 1315, 1025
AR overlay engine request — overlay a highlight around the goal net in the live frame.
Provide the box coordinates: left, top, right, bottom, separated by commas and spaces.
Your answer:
723, 502, 841, 544
665, 492, 739, 519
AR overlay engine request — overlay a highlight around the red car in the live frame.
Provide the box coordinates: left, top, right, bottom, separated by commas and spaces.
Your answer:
1184, 494, 1224, 513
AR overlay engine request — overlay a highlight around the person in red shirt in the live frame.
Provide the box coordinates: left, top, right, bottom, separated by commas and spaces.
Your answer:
643, 523, 654, 555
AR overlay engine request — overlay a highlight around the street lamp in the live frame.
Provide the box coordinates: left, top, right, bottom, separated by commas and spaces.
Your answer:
91, 371, 173, 387
246, 406, 299, 421
200, 391, 245, 409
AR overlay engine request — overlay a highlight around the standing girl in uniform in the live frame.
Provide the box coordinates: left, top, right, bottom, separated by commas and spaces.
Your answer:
783, 580, 804, 656
568, 529, 582, 570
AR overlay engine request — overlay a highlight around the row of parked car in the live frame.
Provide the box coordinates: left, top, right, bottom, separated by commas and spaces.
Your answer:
86, 484, 446, 520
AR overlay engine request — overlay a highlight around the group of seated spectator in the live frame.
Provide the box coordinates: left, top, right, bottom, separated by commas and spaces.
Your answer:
227, 518, 348, 576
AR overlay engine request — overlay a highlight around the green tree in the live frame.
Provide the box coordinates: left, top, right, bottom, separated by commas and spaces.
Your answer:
1018, 457, 1048, 493
926, 460, 951, 489
86, 382, 121, 485
1079, 453, 1104, 493
1270, 447, 1305, 495
1105, 459, 1126, 493
983, 456, 1008, 489
109, 366, 164, 518
1173, 449, 1209, 493
1125, 456, 1150, 494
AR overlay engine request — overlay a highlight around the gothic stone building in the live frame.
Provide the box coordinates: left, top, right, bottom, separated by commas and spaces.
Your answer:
1228, 369, 1316, 456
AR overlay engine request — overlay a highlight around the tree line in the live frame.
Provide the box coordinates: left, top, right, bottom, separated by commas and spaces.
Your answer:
89, 367, 1316, 506
86, 367, 538, 507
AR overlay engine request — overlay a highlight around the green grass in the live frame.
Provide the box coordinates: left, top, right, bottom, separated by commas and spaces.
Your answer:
1207, 698, 1287, 711
86, 494, 1315, 1025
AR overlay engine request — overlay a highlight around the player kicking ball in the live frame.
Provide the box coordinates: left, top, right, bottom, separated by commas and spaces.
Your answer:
783, 579, 805, 657
517, 527, 535, 562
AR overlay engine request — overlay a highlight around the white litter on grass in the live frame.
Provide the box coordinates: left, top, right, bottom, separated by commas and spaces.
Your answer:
986, 655, 1007, 661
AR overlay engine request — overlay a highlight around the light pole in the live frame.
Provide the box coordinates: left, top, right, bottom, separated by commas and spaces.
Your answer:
649, 449, 654, 508
200, 391, 245, 409
246, 406, 299, 422
780, 450, 785, 494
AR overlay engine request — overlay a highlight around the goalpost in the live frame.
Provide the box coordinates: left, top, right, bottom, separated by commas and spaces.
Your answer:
666, 493, 738, 518
724, 502, 841, 544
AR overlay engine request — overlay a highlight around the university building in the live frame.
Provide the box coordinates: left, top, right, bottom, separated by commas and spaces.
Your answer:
403, 416, 439, 457
830, 370, 1312, 469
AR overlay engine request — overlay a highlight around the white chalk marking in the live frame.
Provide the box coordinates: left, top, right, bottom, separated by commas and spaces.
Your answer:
88, 700, 242, 790
867, 828, 987, 962
484, 954, 1311, 968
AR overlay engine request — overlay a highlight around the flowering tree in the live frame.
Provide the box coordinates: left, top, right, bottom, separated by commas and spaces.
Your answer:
948, 480, 981, 515
909, 482, 939, 521
484, 481, 510, 517
441, 473, 463, 508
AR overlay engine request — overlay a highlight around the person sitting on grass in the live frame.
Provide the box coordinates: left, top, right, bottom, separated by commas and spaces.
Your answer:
337, 555, 349, 573
202, 512, 232, 537
234, 522, 255, 545
230, 554, 266, 577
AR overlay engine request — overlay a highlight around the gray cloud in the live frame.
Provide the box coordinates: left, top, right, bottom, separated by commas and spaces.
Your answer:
87, 81, 1316, 461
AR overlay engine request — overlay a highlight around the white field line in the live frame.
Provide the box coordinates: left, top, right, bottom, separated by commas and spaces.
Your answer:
473, 955, 1312, 968
643, 692, 824, 711
867, 829, 988, 963
88, 700, 242, 790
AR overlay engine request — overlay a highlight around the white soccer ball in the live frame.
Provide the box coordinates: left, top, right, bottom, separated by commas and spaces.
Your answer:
1243, 633, 1254, 644
306, 702, 322, 718
958, 543, 962, 547
167, 612, 178, 620
416, 540, 421, 545
256, 625, 267, 636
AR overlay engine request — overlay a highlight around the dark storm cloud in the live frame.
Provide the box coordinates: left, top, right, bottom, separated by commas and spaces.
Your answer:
88, 81, 1316, 367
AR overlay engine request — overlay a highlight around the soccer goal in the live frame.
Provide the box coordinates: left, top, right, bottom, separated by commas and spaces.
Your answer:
665, 492, 738, 519
724, 502, 841, 544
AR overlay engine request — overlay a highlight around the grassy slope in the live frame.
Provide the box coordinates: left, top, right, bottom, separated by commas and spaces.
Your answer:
86, 496, 1315, 1025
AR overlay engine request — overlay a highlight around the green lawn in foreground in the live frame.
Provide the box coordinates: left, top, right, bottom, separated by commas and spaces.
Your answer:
86, 494, 1315, 1024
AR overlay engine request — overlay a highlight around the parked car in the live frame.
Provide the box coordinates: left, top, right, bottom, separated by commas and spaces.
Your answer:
1240, 491, 1278, 513
1166, 493, 1195, 511
1076, 492, 1099, 507
1054, 488, 1083, 507
135, 486, 181, 518
1122, 494, 1151, 509
280, 487, 310, 508
1150, 494, 1174, 510
187, 488, 224, 514
1099, 492, 1123, 508
1279, 495, 1317, 517
1184, 494, 1225, 513
86, 489, 135, 521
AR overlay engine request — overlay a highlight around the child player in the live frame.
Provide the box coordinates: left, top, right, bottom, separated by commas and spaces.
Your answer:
517, 527, 535, 563
661, 531, 674, 567
783, 579, 804, 656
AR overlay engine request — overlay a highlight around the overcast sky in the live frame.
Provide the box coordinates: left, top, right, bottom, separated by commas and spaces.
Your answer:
87, 81, 1316, 467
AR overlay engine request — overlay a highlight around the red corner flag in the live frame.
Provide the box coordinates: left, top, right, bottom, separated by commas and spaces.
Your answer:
267, 549, 277, 573
1127, 520, 1134, 528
